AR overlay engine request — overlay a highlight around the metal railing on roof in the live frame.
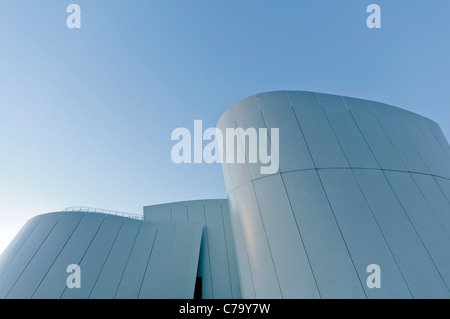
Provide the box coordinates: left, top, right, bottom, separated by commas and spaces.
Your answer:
63, 206, 144, 220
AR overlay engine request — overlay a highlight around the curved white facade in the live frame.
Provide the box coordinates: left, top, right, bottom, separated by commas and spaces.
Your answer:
2, 90, 450, 299
217, 91, 450, 298
0, 211, 203, 299
0, 200, 241, 299
144, 199, 241, 299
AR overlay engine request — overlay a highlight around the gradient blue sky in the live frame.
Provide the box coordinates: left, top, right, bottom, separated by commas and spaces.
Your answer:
1, 1, 450, 254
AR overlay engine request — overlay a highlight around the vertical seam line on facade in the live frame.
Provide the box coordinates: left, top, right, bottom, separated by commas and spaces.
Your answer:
288, 91, 366, 297
316, 93, 380, 298
427, 121, 450, 177
30, 213, 87, 299
193, 202, 212, 298
409, 173, 450, 289
410, 173, 450, 240
285, 91, 315, 165
412, 119, 449, 177
313, 93, 351, 168
344, 97, 414, 297
365, 106, 447, 288
242, 98, 282, 298
87, 217, 126, 299
314, 170, 368, 298
315, 93, 375, 298
4, 213, 63, 299
227, 106, 260, 298
137, 228, 159, 299
279, 173, 322, 298
365, 100, 409, 170
350, 169, 414, 298
397, 115, 435, 173
258, 93, 321, 298
113, 221, 144, 299
202, 201, 215, 299
383, 172, 450, 293
186, 202, 189, 222
219, 201, 235, 299
255, 95, 280, 167
434, 176, 450, 207
286, 91, 326, 297
369, 101, 431, 176
398, 112, 442, 176
228, 190, 257, 299
60, 214, 107, 298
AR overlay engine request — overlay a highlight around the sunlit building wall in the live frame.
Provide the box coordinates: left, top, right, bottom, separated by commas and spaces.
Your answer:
218, 91, 450, 299
2, 91, 450, 299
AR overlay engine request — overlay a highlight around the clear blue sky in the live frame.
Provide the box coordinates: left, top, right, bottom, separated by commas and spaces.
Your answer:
1, 0, 450, 254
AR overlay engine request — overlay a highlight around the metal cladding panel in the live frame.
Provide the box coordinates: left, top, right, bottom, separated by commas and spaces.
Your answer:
221, 155, 234, 195
185, 201, 213, 298
220, 91, 450, 299
0, 215, 44, 278
286, 91, 349, 168
412, 174, 450, 236
62, 215, 124, 299
160, 222, 202, 298
3, 90, 450, 299
227, 191, 255, 299
416, 119, 450, 178
252, 174, 320, 298
32, 213, 105, 299
7, 213, 96, 298
233, 183, 282, 298
256, 91, 314, 172
385, 171, 450, 289
343, 96, 406, 171
282, 170, 365, 299
216, 107, 251, 190
139, 222, 203, 299
317, 93, 379, 169
354, 169, 448, 298
370, 101, 431, 174
396, 112, 443, 177
230, 95, 271, 181
220, 200, 242, 299
398, 112, 448, 177
318, 169, 411, 298
429, 121, 450, 177
143, 200, 241, 299
143, 204, 171, 222
89, 218, 141, 299
203, 200, 233, 298
436, 177, 450, 204
114, 222, 158, 299
0, 213, 62, 298
171, 201, 189, 222
1, 212, 203, 299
